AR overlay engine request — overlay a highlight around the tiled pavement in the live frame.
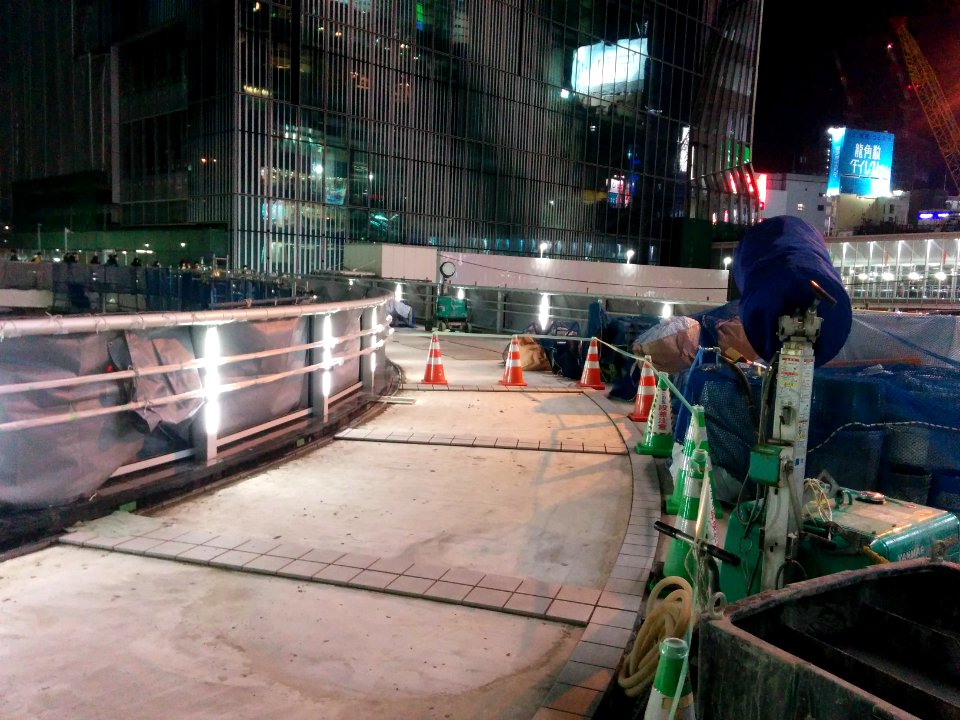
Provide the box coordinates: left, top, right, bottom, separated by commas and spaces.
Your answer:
334, 426, 629, 455
401, 383, 586, 393
59, 525, 650, 628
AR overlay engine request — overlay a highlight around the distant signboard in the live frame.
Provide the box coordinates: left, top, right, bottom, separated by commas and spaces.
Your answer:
826, 127, 894, 197
571, 38, 647, 99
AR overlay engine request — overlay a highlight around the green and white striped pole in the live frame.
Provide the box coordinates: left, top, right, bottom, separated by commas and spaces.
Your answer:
643, 637, 696, 720
666, 405, 723, 522
662, 449, 709, 583
665, 405, 708, 515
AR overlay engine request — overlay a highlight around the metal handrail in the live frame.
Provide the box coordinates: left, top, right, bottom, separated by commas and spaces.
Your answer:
0, 292, 388, 339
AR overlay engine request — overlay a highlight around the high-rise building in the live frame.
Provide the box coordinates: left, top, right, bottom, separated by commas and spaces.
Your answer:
1, 1, 763, 272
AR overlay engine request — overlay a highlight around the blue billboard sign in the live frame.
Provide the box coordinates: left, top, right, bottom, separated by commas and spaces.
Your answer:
826, 127, 895, 197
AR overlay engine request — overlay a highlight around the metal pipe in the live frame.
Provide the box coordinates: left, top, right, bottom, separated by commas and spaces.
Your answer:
0, 291, 391, 339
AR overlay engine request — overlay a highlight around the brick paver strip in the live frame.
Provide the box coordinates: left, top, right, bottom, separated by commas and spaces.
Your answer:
276, 559, 328, 579
177, 545, 227, 564
386, 575, 434, 596
424, 581, 472, 603
557, 661, 615, 692
243, 554, 292, 574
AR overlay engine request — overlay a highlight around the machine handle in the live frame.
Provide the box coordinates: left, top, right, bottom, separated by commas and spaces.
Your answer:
809, 279, 837, 307
654, 520, 742, 566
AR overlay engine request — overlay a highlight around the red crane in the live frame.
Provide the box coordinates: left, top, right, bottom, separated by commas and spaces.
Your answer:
892, 17, 960, 193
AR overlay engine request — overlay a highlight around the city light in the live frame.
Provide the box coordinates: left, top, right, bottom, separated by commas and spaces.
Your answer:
661, 303, 673, 319
559, 88, 571, 99
456, 287, 465, 300
935, 271, 948, 281
322, 315, 333, 398
538, 293, 550, 330
539, 241, 549, 258
881, 272, 895, 281
723, 256, 732, 269
203, 326, 222, 436
394, 282, 403, 302
625, 249, 635, 263
908, 271, 922, 281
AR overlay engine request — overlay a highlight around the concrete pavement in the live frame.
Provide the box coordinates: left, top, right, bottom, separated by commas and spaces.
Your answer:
0, 332, 659, 720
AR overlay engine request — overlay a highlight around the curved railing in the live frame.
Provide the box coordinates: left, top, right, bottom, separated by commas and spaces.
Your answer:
0, 285, 394, 513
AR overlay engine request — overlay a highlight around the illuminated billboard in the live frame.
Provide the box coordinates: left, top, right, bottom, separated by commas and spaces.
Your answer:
826, 127, 894, 197
571, 39, 647, 99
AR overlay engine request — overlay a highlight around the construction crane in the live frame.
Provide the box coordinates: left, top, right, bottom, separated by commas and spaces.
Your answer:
892, 17, 960, 193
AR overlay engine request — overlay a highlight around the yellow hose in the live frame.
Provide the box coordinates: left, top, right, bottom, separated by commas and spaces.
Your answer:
617, 576, 693, 697
861, 546, 890, 564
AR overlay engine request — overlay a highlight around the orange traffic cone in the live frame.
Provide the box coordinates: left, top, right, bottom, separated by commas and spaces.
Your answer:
500, 335, 527, 387
628, 356, 656, 422
422, 334, 448, 385
578, 338, 605, 390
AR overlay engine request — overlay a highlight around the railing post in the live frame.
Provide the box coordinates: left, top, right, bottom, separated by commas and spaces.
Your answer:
191, 324, 220, 464
309, 312, 330, 423
361, 305, 379, 393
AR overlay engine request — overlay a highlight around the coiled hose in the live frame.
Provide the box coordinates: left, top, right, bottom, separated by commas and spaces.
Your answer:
616, 576, 693, 697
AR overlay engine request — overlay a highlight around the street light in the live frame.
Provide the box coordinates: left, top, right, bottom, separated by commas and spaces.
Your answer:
625, 249, 635, 264
539, 242, 549, 259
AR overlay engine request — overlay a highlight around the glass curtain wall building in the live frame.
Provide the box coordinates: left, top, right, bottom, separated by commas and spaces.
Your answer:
229, 0, 762, 272
4, 1, 762, 272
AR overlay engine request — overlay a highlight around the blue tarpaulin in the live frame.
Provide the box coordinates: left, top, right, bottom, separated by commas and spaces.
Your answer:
734, 216, 851, 366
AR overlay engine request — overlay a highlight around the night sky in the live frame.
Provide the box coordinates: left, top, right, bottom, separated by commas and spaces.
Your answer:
753, 0, 960, 191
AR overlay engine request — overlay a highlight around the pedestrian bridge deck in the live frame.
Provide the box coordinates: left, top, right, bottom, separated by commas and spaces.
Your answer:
0, 332, 661, 720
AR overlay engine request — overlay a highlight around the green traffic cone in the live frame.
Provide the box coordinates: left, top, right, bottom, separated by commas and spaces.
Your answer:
665, 406, 707, 515
662, 449, 708, 583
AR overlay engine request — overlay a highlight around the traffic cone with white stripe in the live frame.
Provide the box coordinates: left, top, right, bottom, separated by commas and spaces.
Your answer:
500, 335, 527, 387
643, 638, 696, 720
666, 405, 708, 515
421, 334, 448, 385
636, 375, 674, 457
662, 448, 709, 583
666, 405, 723, 521
577, 338, 605, 390
628, 356, 656, 422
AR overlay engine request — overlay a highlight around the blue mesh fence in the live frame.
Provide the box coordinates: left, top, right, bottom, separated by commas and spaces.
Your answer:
683, 360, 960, 512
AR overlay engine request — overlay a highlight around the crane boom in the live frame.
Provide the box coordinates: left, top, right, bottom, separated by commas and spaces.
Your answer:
893, 18, 960, 193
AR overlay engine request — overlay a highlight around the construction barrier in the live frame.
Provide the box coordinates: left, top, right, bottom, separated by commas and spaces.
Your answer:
577, 338, 606, 390
629, 355, 656, 422
500, 335, 527, 387
422, 334, 448, 385
636, 375, 674, 457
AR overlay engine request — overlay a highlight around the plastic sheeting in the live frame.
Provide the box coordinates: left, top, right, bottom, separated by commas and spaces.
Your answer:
109, 328, 202, 436
830, 312, 960, 369
734, 216, 851, 366
0, 333, 145, 507
0, 317, 330, 509
631, 316, 701, 373
216, 319, 310, 437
